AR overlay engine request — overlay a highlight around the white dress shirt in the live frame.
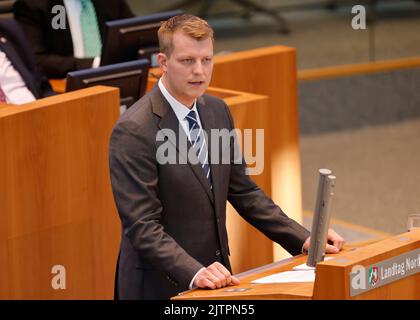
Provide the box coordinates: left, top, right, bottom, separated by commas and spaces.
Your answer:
158, 78, 204, 143
63, 0, 101, 67
158, 78, 206, 288
0, 49, 35, 104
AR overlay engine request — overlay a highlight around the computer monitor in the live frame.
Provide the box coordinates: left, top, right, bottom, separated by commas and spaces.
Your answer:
100, 10, 182, 67
66, 59, 150, 110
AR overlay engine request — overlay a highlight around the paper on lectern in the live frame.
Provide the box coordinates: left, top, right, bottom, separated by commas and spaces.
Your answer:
251, 270, 315, 284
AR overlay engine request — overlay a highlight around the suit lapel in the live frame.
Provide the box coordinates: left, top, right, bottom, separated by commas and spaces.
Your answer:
197, 97, 223, 209
150, 86, 214, 204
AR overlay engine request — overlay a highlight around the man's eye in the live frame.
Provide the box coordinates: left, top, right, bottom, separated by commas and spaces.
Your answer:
182, 59, 193, 64
203, 58, 212, 63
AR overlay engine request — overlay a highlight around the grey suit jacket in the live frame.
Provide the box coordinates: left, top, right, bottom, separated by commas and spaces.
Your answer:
109, 84, 310, 300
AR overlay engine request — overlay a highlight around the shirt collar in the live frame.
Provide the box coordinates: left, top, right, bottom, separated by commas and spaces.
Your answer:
158, 78, 197, 122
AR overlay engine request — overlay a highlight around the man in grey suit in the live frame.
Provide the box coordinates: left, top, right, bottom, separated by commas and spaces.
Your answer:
109, 14, 344, 300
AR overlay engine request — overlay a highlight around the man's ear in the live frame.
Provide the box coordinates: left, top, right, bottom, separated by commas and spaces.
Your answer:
157, 53, 168, 72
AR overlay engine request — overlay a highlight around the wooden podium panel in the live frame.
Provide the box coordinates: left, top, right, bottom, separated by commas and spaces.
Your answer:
0, 87, 121, 299
49, 79, 66, 94
173, 254, 313, 300
313, 229, 420, 299
173, 230, 420, 300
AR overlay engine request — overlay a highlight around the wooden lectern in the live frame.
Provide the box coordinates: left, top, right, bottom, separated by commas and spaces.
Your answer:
172, 230, 420, 300
0, 87, 121, 299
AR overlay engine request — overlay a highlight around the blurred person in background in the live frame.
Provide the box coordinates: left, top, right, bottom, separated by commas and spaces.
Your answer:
14, 0, 134, 78
0, 18, 54, 104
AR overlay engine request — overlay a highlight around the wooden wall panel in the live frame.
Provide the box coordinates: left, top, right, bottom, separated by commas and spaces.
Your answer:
0, 87, 121, 299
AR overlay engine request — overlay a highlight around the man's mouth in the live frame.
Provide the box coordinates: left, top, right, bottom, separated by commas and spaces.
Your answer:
188, 81, 204, 86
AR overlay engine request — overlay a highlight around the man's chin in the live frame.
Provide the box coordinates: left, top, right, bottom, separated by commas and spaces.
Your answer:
187, 87, 207, 98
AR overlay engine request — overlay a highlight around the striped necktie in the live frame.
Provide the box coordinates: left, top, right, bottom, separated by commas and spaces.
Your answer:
80, 0, 102, 57
185, 110, 212, 187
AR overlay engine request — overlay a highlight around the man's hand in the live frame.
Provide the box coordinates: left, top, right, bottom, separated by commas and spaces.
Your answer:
194, 262, 240, 289
303, 228, 345, 254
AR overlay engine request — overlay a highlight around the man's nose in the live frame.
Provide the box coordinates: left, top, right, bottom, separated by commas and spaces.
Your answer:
193, 61, 204, 75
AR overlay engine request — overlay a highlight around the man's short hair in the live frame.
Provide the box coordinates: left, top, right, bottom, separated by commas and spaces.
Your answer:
158, 14, 214, 57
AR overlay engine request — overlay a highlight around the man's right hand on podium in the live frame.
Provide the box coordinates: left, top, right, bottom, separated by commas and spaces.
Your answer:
194, 262, 240, 289
302, 228, 345, 254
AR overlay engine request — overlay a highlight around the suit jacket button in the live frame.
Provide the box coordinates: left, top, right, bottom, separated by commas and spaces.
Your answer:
215, 250, 221, 256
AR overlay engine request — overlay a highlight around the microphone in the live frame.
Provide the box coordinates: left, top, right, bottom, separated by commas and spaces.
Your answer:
306, 169, 336, 267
